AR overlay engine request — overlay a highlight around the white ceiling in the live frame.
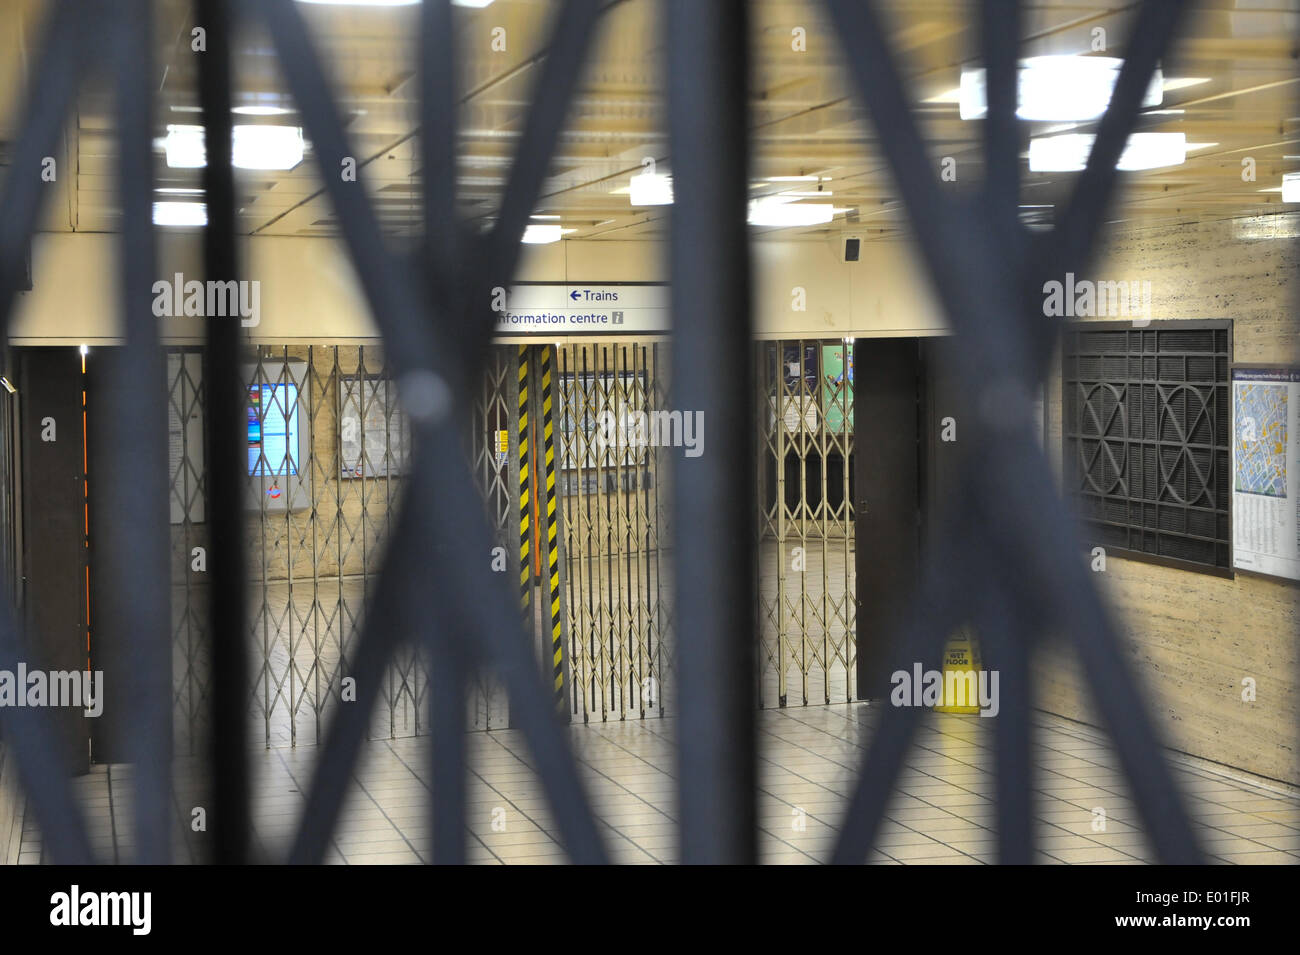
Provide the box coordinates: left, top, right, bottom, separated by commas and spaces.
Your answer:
3, 0, 1298, 242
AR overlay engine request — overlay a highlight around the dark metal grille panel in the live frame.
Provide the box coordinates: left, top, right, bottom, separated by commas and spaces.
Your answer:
1063, 322, 1232, 571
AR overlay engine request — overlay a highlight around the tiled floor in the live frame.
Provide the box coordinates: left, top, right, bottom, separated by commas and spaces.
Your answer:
17, 705, 1300, 864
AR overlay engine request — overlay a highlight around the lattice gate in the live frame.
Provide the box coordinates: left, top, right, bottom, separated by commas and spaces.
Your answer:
756, 339, 856, 707
167, 344, 520, 751
556, 342, 673, 722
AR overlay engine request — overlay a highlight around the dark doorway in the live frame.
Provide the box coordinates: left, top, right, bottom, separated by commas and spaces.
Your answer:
851, 339, 922, 699
17, 347, 91, 775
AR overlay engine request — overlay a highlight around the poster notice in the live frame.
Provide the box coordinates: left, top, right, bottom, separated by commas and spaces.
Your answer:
1231, 366, 1300, 580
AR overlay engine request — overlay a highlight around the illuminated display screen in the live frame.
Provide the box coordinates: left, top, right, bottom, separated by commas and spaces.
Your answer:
248, 383, 300, 476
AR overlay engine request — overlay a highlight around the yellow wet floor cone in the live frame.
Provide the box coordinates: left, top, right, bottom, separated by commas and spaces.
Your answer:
934, 628, 982, 714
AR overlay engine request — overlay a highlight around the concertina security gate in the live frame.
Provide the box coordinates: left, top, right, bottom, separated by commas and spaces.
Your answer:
0, 0, 1212, 865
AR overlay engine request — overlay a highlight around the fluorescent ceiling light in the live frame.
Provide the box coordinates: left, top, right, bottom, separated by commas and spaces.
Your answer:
156, 187, 205, 195
521, 224, 562, 244
233, 105, 293, 116
165, 124, 305, 170
530, 214, 561, 220
748, 197, 835, 227
153, 202, 208, 227
960, 56, 1162, 121
1283, 173, 1300, 203
1161, 77, 1210, 92
629, 172, 673, 206
1028, 132, 1185, 172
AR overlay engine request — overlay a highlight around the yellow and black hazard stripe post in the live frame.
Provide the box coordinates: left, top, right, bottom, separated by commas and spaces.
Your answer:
517, 345, 532, 617
514, 344, 568, 721
538, 346, 564, 714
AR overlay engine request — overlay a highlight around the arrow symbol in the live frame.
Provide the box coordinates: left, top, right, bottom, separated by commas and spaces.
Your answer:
569, 290, 581, 301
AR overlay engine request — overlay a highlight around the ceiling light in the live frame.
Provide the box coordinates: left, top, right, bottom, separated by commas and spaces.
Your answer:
1283, 173, 1300, 203
156, 187, 205, 195
530, 214, 562, 220
521, 224, 562, 244
960, 56, 1162, 121
233, 105, 293, 116
1028, 132, 1185, 172
1161, 77, 1210, 92
153, 202, 208, 227
295, 0, 494, 5
164, 124, 305, 170
748, 197, 835, 227
629, 172, 673, 206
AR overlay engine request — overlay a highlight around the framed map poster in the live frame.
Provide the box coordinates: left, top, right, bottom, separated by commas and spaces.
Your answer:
339, 376, 410, 479
1231, 365, 1300, 580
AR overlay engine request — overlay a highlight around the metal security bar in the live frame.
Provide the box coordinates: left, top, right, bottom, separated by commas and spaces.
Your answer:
556, 342, 673, 722
757, 340, 856, 708
0, 0, 1214, 868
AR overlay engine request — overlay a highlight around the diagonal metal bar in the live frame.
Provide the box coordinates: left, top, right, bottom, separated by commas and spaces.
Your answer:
830, 509, 976, 864
464, 0, 606, 372
256, 0, 437, 380
478, 0, 602, 291
0, 0, 96, 325
978, 433, 1204, 862
821, 0, 1202, 864
820, 0, 970, 312
107, 0, 172, 865
197, 0, 251, 864
0, 0, 99, 867
667, 0, 756, 863
1048, 0, 1191, 281
261, 0, 609, 864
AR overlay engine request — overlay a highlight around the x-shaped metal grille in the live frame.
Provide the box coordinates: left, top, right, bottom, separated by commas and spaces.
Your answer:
0, 0, 1208, 866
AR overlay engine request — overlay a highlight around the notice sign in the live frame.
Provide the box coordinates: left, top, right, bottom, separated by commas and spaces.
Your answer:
494, 284, 668, 336
1232, 366, 1300, 580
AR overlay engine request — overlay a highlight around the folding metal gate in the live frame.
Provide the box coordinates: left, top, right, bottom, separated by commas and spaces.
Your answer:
556, 342, 673, 722
757, 340, 856, 707
168, 344, 525, 749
